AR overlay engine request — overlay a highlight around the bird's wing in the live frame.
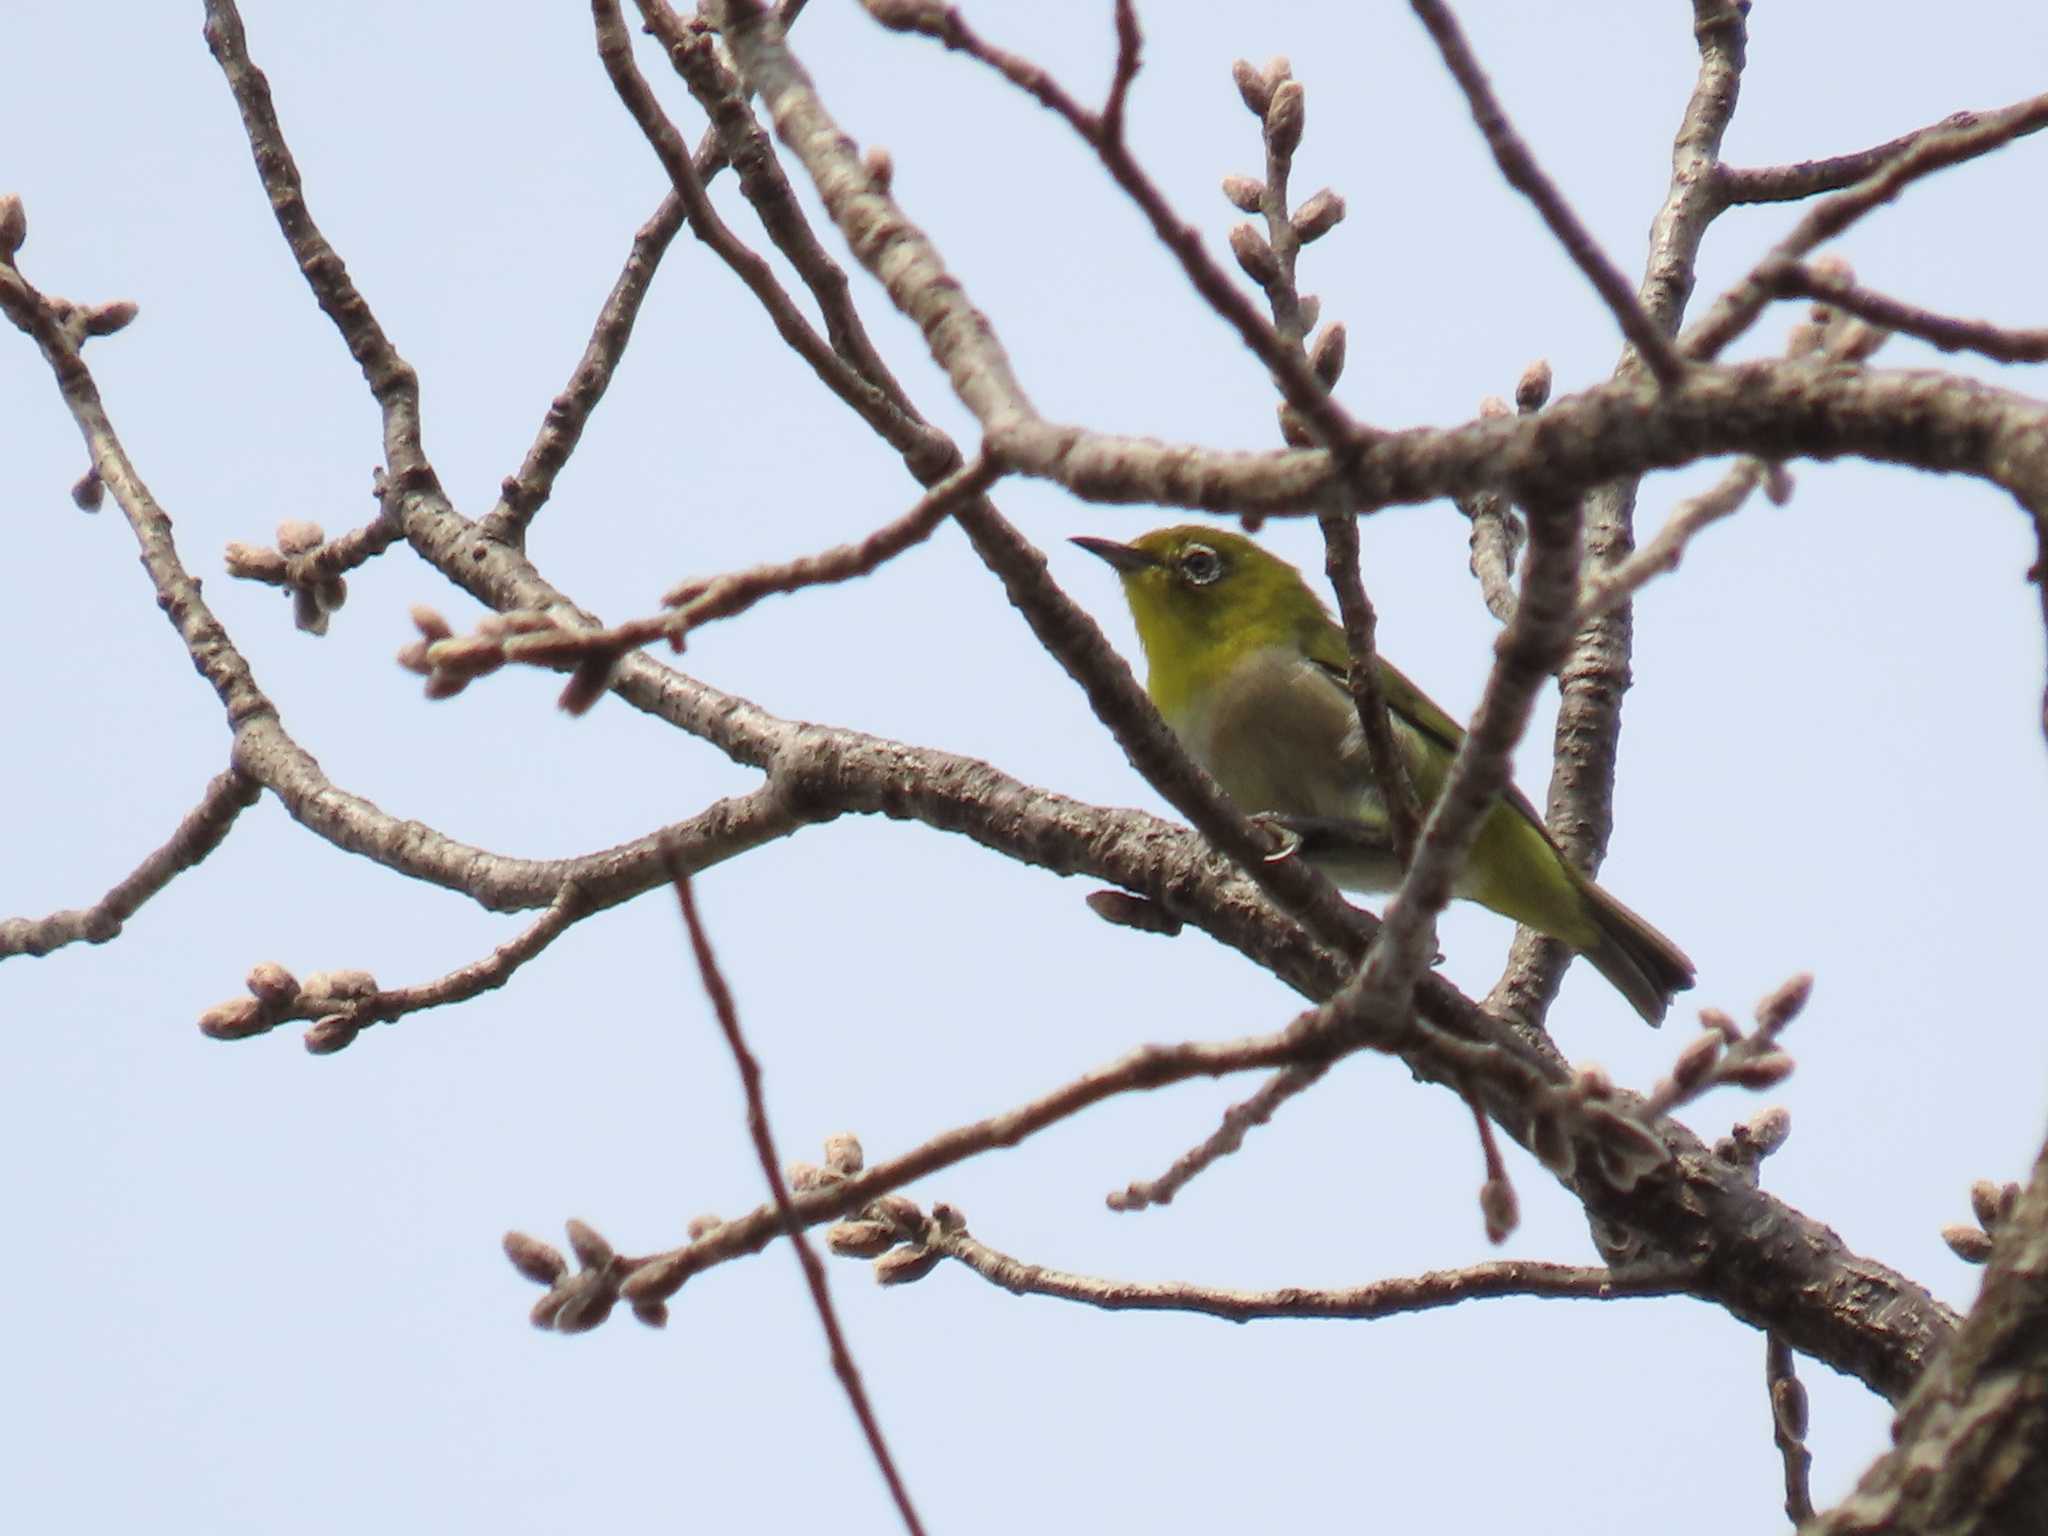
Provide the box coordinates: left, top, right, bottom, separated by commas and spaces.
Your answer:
1305, 630, 1557, 841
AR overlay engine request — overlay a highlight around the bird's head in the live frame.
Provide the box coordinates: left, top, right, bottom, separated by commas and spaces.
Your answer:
1071, 526, 1326, 675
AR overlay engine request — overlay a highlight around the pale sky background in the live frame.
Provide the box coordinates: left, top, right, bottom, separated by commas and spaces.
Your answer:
5, 3, 2047, 1531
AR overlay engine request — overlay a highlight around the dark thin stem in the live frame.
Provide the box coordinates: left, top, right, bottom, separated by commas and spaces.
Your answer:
1720, 102, 2048, 205
1106, 1063, 1327, 1212
0, 767, 260, 957
1407, 0, 1687, 386
1769, 262, 2048, 364
1684, 92, 2048, 362
1766, 1334, 1816, 1526
672, 870, 926, 1536
933, 1234, 1695, 1321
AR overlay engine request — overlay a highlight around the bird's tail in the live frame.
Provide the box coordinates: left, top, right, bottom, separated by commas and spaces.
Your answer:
1576, 876, 1695, 1027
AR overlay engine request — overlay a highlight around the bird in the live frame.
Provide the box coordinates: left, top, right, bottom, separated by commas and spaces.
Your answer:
1072, 524, 1694, 1025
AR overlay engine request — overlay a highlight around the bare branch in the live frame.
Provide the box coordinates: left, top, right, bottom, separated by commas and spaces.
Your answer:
405, 458, 1001, 708
1766, 1334, 1817, 1527
846, 0, 1370, 457
672, 871, 926, 1536
1407, 0, 1688, 387
1720, 101, 2048, 205
1768, 260, 2048, 365
1106, 1063, 1328, 1212
924, 1222, 1694, 1322
1684, 92, 2048, 362
1484, 1, 1751, 1038
0, 768, 260, 958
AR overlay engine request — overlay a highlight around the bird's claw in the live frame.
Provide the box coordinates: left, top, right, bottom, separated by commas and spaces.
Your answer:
1250, 812, 1303, 864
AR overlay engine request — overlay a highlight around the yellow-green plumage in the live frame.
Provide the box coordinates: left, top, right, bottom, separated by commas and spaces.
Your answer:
1074, 525, 1694, 1025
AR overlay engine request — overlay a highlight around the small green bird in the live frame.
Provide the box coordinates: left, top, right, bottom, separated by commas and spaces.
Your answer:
1074, 525, 1694, 1025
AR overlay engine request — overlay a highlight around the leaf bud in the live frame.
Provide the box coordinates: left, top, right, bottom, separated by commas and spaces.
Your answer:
72, 468, 104, 512
686, 1213, 723, 1240
1479, 1177, 1518, 1244
1772, 1375, 1809, 1442
631, 1297, 669, 1328
1515, 359, 1553, 413
863, 145, 894, 194
1275, 403, 1314, 448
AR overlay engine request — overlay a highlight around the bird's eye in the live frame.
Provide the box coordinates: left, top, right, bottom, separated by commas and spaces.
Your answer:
1178, 544, 1223, 586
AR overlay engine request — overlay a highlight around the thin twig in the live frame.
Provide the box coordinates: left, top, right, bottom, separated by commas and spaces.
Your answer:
0, 767, 260, 957
1766, 1334, 1816, 1526
1484, 0, 1748, 1036
1106, 1063, 1328, 1212
1684, 92, 2048, 361
1768, 261, 2048, 364
861, 0, 1367, 457
1719, 102, 2048, 205
1571, 458, 1771, 627
1407, 0, 1687, 386
1320, 513, 1423, 864
929, 1231, 1695, 1321
672, 869, 927, 1536
406, 459, 1000, 703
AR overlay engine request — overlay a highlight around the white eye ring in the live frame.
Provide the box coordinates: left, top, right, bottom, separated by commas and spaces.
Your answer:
1179, 544, 1223, 586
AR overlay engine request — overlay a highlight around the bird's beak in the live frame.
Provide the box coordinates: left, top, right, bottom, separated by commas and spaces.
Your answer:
1069, 536, 1160, 574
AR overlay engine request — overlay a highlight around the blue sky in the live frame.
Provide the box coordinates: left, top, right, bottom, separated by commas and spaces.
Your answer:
5, 3, 2046, 1530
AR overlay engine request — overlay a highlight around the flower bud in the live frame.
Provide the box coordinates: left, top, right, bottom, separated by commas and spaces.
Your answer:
1515, 359, 1553, 413
198, 996, 270, 1041
566, 1219, 614, 1271
1228, 223, 1279, 287
1231, 59, 1272, 117
1309, 322, 1346, 388
83, 300, 139, 337
827, 1220, 899, 1259
0, 193, 25, 261
302, 1015, 360, 1055
276, 520, 325, 555
1291, 188, 1345, 243
504, 1231, 568, 1286
863, 145, 894, 194
245, 961, 300, 1009
823, 1132, 865, 1175
225, 542, 288, 582
873, 1245, 942, 1286
72, 468, 104, 512
1221, 174, 1265, 213
1264, 80, 1305, 159
1941, 1223, 1993, 1264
